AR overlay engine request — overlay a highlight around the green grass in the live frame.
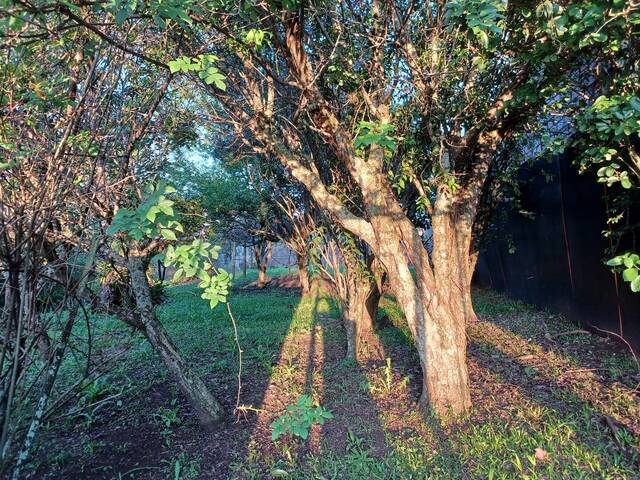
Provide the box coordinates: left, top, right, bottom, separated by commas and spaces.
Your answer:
28, 275, 640, 479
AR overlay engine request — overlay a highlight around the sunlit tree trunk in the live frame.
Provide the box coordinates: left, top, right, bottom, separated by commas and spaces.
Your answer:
342, 273, 377, 360
347, 144, 472, 412
361, 200, 470, 413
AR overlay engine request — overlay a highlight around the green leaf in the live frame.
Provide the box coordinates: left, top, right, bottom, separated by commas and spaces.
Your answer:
270, 469, 289, 478
161, 229, 177, 241
173, 268, 184, 281
146, 206, 160, 222
168, 60, 181, 74
622, 268, 638, 282
476, 29, 489, 48
631, 276, 640, 293
606, 256, 624, 267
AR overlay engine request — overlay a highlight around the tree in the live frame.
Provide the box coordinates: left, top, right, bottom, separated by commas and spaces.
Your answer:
178, 0, 637, 414
310, 223, 382, 359
107, 182, 226, 429
0, 10, 175, 473
197, 161, 278, 286
270, 191, 316, 295
23, 0, 639, 415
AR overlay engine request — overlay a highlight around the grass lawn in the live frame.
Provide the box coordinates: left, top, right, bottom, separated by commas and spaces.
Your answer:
28, 269, 640, 479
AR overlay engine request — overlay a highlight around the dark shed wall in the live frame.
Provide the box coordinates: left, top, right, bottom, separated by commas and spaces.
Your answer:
475, 155, 640, 349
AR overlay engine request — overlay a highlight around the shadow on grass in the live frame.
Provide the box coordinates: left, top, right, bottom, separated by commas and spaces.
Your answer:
34, 279, 303, 480
232, 287, 392, 478
371, 290, 639, 478
36, 280, 639, 479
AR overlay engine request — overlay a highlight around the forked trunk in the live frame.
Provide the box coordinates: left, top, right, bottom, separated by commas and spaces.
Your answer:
384, 257, 471, 414
367, 202, 472, 415
297, 252, 310, 295
127, 255, 223, 428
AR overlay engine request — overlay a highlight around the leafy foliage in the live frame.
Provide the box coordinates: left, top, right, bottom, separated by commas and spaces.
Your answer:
168, 55, 226, 90
606, 253, 640, 292
270, 395, 333, 441
244, 28, 271, 49
163, 239, 232, 308
577, 95, 640, 190
445, 0, 506, 49
107, 182, 184, 241
354, 122, 398, 152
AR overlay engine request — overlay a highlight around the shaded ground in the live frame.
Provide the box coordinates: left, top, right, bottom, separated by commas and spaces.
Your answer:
24, 271, 640, 479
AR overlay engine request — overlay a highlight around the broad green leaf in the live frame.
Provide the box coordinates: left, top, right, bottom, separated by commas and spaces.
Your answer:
622, 268, 639, 282
161, 228, 177, 240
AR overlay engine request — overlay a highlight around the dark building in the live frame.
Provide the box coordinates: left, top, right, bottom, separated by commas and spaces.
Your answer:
475, 154, 640, 350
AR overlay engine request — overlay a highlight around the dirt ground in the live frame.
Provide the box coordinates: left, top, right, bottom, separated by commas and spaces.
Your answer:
27, 280, 640, 479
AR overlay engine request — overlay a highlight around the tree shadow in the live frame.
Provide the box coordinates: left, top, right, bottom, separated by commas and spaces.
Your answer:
374, 293, 464, 473
472, 287, 639, 391
467, 318, 640, 440
36, 283, 303, 480
313, 296, 389, 458
466, 337, 640, 473
231, 286, 395, 477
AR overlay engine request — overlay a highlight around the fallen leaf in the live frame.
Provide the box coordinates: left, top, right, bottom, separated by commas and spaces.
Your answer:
535, 447, 549, 461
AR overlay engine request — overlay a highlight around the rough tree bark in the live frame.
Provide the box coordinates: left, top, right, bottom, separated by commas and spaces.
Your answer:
342, 273, 378, 360
237, 15, 506, 413
363, 167, 473, 413
126, 254, 223, 428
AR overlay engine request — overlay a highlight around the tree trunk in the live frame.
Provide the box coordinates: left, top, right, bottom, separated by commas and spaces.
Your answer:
297, 252, 310, 295
157, 259, 166, 282
461, 283, 478, 324
364, 195, 472, 415
463, 252, 480, 323
254, 241, 272, 288
343, 274, 376, 360
127, 255, 223, 428
381, 253, 471, 415
364, 279, 381, 329
11, 238, 99, 480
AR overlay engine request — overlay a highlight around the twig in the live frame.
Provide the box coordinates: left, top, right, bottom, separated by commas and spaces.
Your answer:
226, 303, 243, 420
590, 326, 639, 372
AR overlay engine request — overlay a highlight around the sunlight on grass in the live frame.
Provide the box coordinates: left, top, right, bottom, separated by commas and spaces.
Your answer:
40, 283, 640, 479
